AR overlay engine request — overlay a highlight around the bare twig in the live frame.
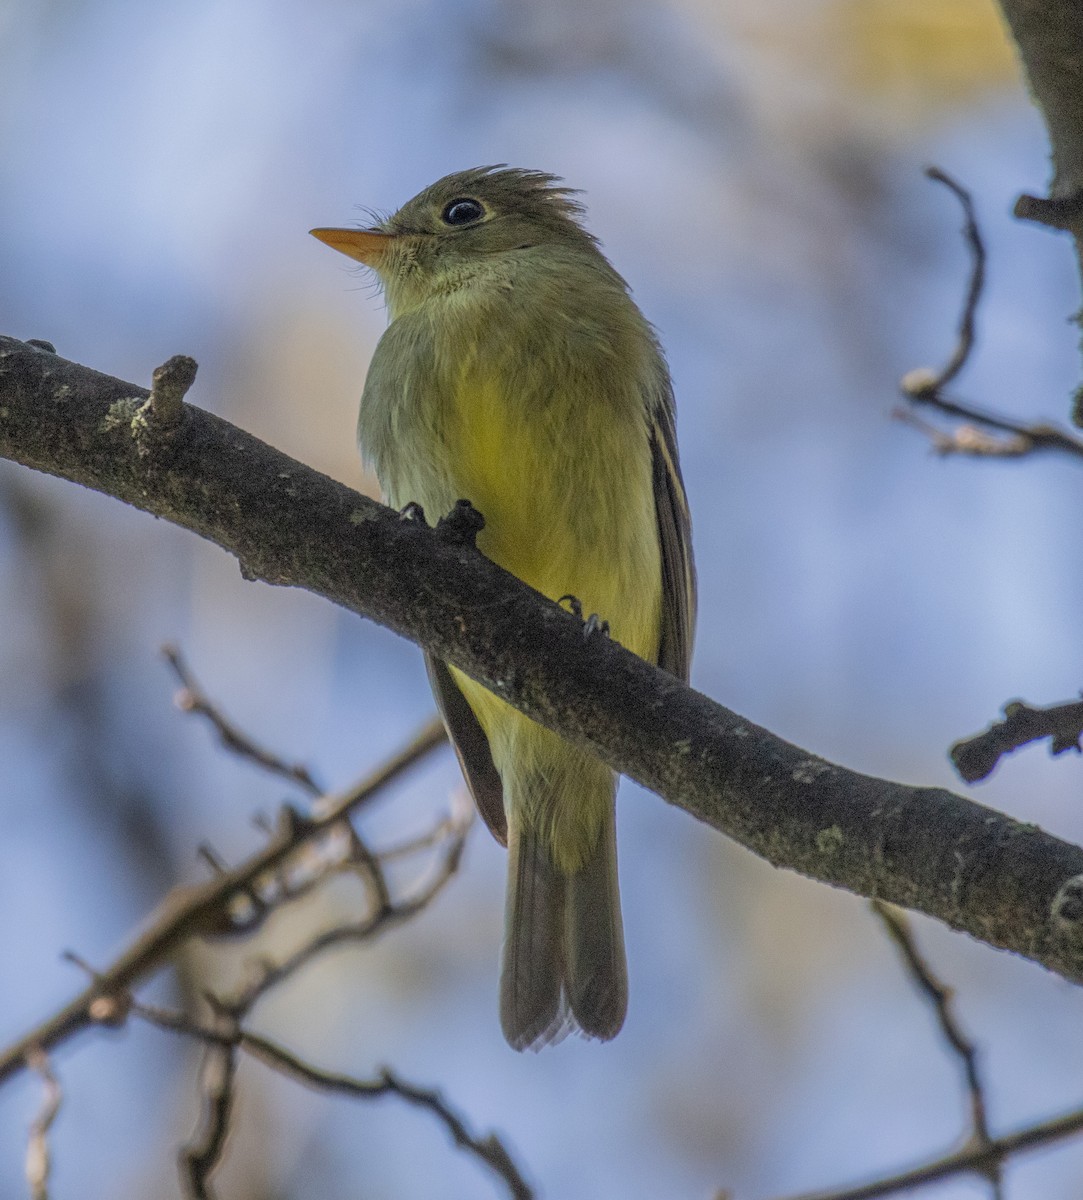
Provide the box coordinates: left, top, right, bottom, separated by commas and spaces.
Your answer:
892, 408, 1032, 459
131, 355, 197, 454
134, 1005, 532, 1200
220, 796, 470, 1014
773, 1102, 1083, 1200
244, 1042, 533, 1200
950, 695, 1083, 783
147, 355, 197, 427
896, 397, 1083, 461
901, 167, 984, 397
872, 902, 1000, 1196
122, 785, 466, 1198
0, 714, 447, 1086
164, 643, 323, 796
377, 812, 460, 862
24, 1049, 62, 1200
1014, 188, 1083, 232
771, 907, 1083, 1200
898, 169, 1083, 462
179, 1023, 238, 1200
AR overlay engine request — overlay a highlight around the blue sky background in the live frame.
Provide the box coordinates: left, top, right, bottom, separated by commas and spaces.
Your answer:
2, 1, 1083, 1197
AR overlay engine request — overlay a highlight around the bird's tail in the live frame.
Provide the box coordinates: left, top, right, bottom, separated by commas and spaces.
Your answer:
500, 801, 627, 1050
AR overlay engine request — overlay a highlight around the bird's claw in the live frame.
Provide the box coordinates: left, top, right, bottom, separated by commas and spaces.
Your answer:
436, 499, 485, 547
557, 594, 584, 619
583, 612, 611, 642
558, 595, 610, 640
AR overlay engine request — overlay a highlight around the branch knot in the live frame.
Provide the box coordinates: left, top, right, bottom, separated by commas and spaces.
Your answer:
132, 354, 197, 455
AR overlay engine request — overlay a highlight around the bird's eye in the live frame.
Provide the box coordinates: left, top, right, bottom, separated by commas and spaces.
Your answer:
441, 197, 485, 226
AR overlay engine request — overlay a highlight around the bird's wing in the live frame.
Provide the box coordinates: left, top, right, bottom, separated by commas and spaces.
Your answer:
425, 652, 508, 845
650, 388, 697, 682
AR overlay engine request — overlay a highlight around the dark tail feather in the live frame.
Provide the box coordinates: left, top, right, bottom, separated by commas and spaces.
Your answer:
500, 824, 568, 1050
565, 803, 627, 1041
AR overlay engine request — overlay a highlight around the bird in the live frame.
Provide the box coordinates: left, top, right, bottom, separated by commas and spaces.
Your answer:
312, 166, 695, 1050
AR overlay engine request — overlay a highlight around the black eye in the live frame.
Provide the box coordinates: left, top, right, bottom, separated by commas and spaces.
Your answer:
441, 197, 485, 226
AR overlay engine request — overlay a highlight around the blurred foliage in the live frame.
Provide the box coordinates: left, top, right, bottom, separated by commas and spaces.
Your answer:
680, 0, 1018, 133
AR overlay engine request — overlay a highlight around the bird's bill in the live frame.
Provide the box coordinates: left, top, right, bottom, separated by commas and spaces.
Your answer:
309, 227, 394, 265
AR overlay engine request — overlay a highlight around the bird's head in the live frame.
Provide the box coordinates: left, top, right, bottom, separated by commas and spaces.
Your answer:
311, 166, 601, 315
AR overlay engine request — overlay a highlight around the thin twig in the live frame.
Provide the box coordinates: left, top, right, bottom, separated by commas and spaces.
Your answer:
179, 1027, 237, 1200
950, 695, 1083, 782
222, 801, 470, 1013
0, 714, 447, 1086
24, 1049, 62, 1200
128, 796, 470, 1196
52, 803, 466, 1200
896, 398, 1083, 461
377, 813, 459, 862
163, 643, 324, 796
900, 167, 984, 398
773, 1102, 1083, 1200
124, 798, 465, 1197
774, 904, 1021, 1200
134, 1006, 532, 1200
898, 168, 1083, 462
245, 1042, 533, 1200
872, 902, 1000, 1195
892, 408, 1032, 458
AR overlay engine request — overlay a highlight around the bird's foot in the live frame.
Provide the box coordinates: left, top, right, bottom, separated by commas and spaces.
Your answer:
436, 499, 485, 547
583, 612, 611, 642
558, 595, 610, 642
558, 594, 584, 619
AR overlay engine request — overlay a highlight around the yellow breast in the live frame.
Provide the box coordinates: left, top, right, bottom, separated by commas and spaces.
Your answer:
446, 366, 661, 665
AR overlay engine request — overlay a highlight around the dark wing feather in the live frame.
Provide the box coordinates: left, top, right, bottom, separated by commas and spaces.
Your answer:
425, 652, 508, 845
650, 388, 696, 682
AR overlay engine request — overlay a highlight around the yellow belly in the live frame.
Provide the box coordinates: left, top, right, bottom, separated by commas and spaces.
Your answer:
443, 371, 662, 869
449, 372, 660, 656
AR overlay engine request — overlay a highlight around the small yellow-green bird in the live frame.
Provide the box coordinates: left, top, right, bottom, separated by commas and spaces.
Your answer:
312, 167, 695, 1050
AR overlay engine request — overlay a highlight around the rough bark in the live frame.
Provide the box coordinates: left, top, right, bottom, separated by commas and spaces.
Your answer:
996, 0, 1083, 416
3, 335, 1083, 985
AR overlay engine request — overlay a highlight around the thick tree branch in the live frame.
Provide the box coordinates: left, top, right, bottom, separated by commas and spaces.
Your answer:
997, 0, 1083, 234
994, 0, 1083, 418
4, 336, 1083, 1001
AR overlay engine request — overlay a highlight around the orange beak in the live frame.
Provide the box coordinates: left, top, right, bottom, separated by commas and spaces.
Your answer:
309, 227, 394, 266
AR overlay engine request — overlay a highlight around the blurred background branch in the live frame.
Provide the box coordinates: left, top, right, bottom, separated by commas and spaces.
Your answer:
776, 904, 1083, 1200
0, 705, 449, 1085
3, 659, 528, 1197
24, 1050, 61, 1200
899, 167, 1083, 460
